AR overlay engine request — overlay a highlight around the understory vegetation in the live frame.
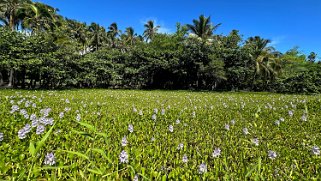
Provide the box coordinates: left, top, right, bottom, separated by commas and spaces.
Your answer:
0, 0, 320, 93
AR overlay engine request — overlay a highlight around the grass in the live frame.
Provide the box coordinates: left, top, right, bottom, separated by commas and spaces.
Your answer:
0, 89, 320, 180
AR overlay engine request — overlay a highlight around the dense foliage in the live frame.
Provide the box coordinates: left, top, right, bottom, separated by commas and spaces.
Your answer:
0, 90, 321, 180
0, 0, 320, 93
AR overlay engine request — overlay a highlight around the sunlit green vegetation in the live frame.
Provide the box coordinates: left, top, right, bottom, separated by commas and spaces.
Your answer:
0, 90, 320, 180
1, 0, 320, 92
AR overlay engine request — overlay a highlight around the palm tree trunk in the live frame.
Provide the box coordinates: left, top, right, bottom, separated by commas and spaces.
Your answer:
0, 72, 3, 86
8, 69, 14, 87
9, 13, 15, 31
251, 72, 257, 90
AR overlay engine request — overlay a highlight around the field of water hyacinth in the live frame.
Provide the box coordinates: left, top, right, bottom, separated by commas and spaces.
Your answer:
0, 89, 321, 180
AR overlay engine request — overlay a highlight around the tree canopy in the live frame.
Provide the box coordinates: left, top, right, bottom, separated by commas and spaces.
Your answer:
0, 0, 320, 93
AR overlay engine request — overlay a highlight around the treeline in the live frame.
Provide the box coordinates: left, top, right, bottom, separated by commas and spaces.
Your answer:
0, 0, 320, 93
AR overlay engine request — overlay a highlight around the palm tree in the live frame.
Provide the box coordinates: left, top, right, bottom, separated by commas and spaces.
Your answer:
65, 19, 89, 54
308, 52, 317, 62
108, 22, 120, 48
0, 0, 32, 87
246, 36, 282, 85
124, 27, 136, 46
186, 15, 221, 40
22, 2, 59, 32
89, 22, 106, 51
0, 0, 31, 31
143, 20, 159, 42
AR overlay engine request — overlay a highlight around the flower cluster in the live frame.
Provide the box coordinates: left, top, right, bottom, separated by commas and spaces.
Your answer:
198, 163, 207, 174
268, 150, 277, 159
119, 150, 129, 163
212, 148, 221, 158
128, 124, 134, 133
18, 124, 32, 139
44, 152, 56, 166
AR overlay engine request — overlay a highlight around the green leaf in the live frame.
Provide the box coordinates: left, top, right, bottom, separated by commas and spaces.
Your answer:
37, 165, 72, 170
76, 121, 96, 132
71, 129, 94, 140
29, 142, 36, 157
162, 175, 167, 181
87, 168, 103, 175
35, 123, 56, 154
245, 165, 257, 178
95, 132, 108, 139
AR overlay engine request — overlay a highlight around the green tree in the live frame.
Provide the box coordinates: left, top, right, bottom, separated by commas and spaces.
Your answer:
123, 27, 136, 46
89, 22, 106, 51
22, 2, 59, 32
308, 52, 317, 63
143, 20, 160, 42
186, 15, 221, 40
108, 22, 120, 48
0, 0, 31, 31
245, 36, 282, 88
66, 19, 90, 54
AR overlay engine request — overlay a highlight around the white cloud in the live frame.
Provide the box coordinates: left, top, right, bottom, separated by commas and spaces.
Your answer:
269, 36, 286, 47
140, 17, 172, 34
158, 27, 172, 34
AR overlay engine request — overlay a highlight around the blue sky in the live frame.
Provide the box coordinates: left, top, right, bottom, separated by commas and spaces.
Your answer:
38, 0, 321, 56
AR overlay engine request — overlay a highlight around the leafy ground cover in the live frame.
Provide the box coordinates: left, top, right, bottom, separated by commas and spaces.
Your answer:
0, 89, 320, 180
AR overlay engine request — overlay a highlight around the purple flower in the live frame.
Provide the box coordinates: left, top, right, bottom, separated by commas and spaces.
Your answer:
177, 143, 184, 150
18, 128, 27, 139
36, 125, 45, 135
168, 125, 174, 132
10, 105, 19, 113
19, 109, 27, 116
153, 108, 158, 114
76, 114, 81, 121
161, 109, 165, 115
152, 114, 157, 121
59, 112, 64, 119
252, 138, 259, 146
24, 124, 31, 134
301, 114, 307, 122
119, 150, 129, 163
268, 150, 277, 159
30, 114, 37, 121
243, 128, 249, 135
212, 148, 221, 158
198, 163, 207, 174
182, 154, 188, 163
133, 174, 139, 181
44, 152, 56, 166
121, 136, 128, 147
225, 124, 230, 131
31, 120, 39, 128
128, 124, 134, 133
